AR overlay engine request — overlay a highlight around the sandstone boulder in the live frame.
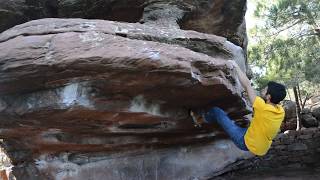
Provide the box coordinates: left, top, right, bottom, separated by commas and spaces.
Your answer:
0, 17, 252, 179
0, 0, 247, 49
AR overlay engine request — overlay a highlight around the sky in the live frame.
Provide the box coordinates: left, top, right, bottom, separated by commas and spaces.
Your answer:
245, 0, 266, 76
245, 0, 257, 30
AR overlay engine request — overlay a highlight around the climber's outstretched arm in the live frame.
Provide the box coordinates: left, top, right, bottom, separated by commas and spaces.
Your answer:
230, 61, 256, 105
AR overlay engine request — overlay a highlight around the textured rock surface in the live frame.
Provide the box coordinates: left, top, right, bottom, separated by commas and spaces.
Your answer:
0, 16, 252, 179
213, 128, 320, 179
301, 109, 319, 128
34, 140, 252, 180
311, 105, 320, 121
0, 0, 247, 48
180, 0, 247, 48
281, 100, 297, 131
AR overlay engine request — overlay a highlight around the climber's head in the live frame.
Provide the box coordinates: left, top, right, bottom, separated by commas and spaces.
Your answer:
260, 81, 286, 104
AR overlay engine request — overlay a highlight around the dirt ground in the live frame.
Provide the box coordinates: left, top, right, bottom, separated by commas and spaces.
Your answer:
212, 167, 320, 180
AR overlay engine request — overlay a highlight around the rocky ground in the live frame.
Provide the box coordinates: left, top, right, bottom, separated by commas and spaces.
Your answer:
215, 167, 320, 180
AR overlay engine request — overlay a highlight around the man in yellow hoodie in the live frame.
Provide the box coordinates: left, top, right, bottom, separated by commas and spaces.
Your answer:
191, 61, 286, 156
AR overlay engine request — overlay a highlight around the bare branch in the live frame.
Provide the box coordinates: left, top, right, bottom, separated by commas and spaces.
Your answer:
302, 93, 313, 110
267, 19, 305, 37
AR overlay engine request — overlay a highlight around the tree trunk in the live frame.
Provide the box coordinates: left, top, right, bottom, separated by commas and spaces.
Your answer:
297, 84, 303, 108
293, 86, 302, 130
301, 94, 312, 110
286, 87, 292, 101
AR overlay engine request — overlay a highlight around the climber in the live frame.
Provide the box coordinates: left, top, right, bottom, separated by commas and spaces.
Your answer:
190, 60, 286, 156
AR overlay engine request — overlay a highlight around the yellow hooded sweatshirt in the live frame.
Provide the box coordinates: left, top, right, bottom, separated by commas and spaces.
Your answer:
244, 96, 285, 156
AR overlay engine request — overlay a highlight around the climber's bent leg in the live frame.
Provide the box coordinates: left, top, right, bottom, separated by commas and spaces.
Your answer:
204, 107, 248, 151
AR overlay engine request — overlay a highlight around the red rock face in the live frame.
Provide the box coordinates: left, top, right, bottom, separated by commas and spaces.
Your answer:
0, 170, 8, 180
180, 0, 247, 48
0, 1, 251, 179
0, 0, 247, 48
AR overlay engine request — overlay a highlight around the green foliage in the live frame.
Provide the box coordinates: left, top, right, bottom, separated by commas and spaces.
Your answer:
248, 0, 320, 91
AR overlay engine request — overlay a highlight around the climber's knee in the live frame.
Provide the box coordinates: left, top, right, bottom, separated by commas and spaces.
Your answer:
209, 107, 225, 115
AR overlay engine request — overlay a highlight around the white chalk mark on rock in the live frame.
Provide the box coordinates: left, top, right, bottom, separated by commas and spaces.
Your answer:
61, 83, 91, 108
129, 95, 165, 117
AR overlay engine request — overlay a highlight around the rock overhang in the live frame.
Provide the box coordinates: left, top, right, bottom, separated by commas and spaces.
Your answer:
0, 18, 252, 153
0, 4, 252, 177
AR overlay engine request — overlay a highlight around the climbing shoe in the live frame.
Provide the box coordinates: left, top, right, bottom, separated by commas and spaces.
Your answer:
189, 109, 206, 128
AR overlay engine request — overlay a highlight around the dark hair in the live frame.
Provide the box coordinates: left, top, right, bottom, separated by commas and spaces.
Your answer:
266, 81, 286, 104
